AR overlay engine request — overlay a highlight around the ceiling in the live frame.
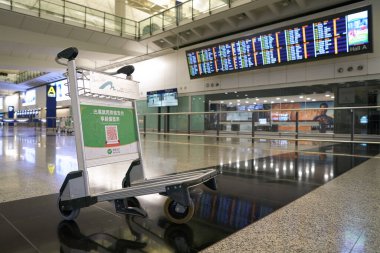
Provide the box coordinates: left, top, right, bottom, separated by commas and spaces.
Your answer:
0, 0, 365, 95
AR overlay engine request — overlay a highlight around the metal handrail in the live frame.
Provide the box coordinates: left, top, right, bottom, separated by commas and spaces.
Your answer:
137, 105, 380, 116
137, 105, 380, 144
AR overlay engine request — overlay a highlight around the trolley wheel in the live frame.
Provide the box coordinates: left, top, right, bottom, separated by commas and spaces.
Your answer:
163, 198, 194, 224
57, 197, 80, 220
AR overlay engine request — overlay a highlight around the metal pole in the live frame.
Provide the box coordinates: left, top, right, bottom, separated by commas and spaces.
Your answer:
143, 115, 146, 137
295, 111, 299, 148
216, 112, 220, 141
251, 111, 255, 144
167, 106, 170, 133
351, 109, 354, 141
158, 107, 161, 133
188, 114, 191, 140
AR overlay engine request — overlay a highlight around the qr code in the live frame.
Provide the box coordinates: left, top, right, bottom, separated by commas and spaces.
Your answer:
105, 125, 119, 143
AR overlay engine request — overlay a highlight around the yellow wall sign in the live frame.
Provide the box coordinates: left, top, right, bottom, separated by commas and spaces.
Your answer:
48, 86, 56, 97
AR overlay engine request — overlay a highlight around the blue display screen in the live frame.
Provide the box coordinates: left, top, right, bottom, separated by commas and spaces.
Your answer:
186, 7, 371, 79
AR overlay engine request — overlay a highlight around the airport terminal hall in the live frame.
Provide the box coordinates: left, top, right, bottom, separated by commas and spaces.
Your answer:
1, 0, 380, 252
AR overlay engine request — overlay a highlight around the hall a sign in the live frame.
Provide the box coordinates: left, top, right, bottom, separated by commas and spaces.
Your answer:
47, 84, 56, 98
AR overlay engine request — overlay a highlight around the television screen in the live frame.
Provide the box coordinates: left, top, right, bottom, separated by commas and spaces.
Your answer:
186, 6, 371, 79
21, 89, 36, 106
147, 88, 178, 107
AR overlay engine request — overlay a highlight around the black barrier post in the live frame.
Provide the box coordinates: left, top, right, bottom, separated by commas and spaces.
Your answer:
351, 109, 355, 141
167, 107, 170, 133
163, 114, 167, 138
187, 114, 191, 140
158, 107, 161, 133
143, 115, 146, 137
251, 111, 255, 144
295, 111, 299, 148
216, 112, 220, 141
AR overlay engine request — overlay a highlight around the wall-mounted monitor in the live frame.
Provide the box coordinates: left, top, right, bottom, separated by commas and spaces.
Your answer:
186, 6, 372, 79
147, 88, 178, 107
21, 89, 36, 106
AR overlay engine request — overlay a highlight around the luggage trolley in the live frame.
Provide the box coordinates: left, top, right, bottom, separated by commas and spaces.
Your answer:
55, 47, 219, 224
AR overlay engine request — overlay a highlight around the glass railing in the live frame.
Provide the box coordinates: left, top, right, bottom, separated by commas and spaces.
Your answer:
0, 0, 244, 39
137, 106, 380, 144
139, 0, 233, 37
0, 0, 137, 38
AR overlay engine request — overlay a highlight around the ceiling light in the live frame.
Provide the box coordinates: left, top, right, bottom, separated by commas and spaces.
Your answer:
306, 97, 311, 100
234, 91, 237, 93
220, 101, 224, 103
312, 99, 316, 101
264, 100, 267, 103
271, 101, 274, 104
256, 98, 260, 101
237, 103, 240, 106
331, 96, 335, 99
276, 97, 280, 100
325, 94, 331, 97
291, 100, 294, 103
245, 94, 248, 96
254, 102, 257, 105
245, 101, 249, 104
237, 100, 240, 102
229, 102, 232, 105
283, 99, 288, 102
299, 95, 304, 99
225, 92, 228, 94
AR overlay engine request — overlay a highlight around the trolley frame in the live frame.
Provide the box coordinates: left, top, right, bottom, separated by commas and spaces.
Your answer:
56, 47, 218, 223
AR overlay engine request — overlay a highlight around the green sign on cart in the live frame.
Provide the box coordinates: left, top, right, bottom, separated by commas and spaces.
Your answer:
80, 104, 139, 165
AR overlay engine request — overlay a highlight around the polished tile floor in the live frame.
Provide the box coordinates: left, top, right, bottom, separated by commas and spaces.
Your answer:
0, 127, 379, 252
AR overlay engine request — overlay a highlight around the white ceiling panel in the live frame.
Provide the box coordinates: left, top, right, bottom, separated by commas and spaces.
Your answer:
88, 32, 112, 45
46, 22, 73, 38
68, 27, 94, 42
0, 9, 24, 28
20, 16, 50, 34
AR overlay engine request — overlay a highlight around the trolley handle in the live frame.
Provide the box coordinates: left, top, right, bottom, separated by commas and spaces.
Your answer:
55, 47, 78, 65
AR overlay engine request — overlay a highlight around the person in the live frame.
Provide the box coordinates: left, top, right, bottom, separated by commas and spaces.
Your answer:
313, 102, 334, 133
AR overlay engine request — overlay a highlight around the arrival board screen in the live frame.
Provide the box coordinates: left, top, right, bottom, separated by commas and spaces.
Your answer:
186, 7, 371, 79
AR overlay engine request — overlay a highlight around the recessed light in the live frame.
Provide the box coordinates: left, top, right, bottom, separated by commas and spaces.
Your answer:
299, 95, 304, 99
276, 97, 280, 100
291, 100, 294, 103
325, 94, 331, 97
220, 101, 224, 103
312, 99, 316, 101
256, 98, 260, 101
283, 99, 288, 102
331, 96, 335, 99
306, 97, 311, 100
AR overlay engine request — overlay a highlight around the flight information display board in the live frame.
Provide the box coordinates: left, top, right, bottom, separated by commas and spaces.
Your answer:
186, 6, 371, 79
